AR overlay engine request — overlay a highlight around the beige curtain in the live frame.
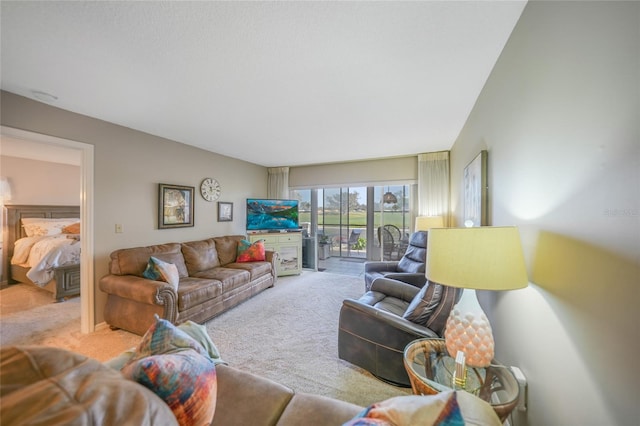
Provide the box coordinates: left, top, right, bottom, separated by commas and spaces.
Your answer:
417, 151, 450, 226
267, 167, 290, 199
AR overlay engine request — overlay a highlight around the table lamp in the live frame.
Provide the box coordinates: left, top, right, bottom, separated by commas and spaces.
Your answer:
425, 226, 528, 368
414, 216, 444, 232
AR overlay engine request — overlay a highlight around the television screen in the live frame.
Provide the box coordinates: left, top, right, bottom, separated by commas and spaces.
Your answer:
246, 199, 299, 231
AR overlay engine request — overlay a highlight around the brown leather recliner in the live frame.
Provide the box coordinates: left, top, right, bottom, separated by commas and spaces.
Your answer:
338, 277, 461, 387
364, 231, 428, 292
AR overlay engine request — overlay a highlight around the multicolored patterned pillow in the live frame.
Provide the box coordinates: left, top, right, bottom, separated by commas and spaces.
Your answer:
132, 315, 209, 359
142, 256, 180, 290
342, 392, 465, 426
121, 316, 217, 426
236, 239, 266, 262
121, 349, 216, 426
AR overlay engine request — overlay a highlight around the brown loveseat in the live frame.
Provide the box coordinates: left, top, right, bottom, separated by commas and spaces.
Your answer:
99, 235, 277, 335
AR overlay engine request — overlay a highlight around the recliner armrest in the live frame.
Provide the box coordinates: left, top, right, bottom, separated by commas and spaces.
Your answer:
379, 273, 427, 289
364, 261, 400, 273
370, 277, 420, 302
341, 298, 439, 338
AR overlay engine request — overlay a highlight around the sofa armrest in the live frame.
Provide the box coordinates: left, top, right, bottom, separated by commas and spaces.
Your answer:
369, 277, 421, 303
364, 261, 400, 273
265, 250, 278, 277
99, 274, 178, 314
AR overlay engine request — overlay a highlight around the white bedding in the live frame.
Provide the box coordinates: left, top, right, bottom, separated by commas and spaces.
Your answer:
11, 235, 81, 286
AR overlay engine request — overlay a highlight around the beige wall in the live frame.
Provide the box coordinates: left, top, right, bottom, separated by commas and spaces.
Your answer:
450, 2, 639, 425
0, 91, 268, 324
289, 155, 417, 188
0, 156, 80, 205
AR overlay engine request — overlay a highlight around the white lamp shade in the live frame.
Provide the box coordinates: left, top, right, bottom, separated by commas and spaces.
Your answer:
426, 226, 529, 368
426, 226, 528, 291
414, 216, 444, 232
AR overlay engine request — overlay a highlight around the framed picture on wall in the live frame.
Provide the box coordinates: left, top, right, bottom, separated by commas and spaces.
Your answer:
158, 183, 194, 229
217, 202, 233, 222
463, 150, 488, 227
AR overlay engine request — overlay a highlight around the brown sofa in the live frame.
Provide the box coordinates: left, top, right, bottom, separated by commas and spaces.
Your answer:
99, 235, 278, 335
0, 346, 502, 426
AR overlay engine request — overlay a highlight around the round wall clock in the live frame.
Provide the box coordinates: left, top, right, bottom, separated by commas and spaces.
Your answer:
200, 178, 221, 202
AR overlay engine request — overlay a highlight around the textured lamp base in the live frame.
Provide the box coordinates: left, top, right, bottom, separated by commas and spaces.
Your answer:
444, 289, 494, 368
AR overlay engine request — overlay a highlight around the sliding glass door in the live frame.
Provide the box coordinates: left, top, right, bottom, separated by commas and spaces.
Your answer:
292, 184, 412, 267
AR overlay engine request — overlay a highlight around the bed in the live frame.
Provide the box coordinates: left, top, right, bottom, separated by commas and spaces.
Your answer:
3, 205, 81, 302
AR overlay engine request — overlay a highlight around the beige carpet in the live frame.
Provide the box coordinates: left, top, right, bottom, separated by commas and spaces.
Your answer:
0, 272, 409, 406
0, 283, 139, 360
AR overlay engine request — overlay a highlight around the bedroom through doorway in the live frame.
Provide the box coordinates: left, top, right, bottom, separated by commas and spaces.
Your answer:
0, 126, 94, 334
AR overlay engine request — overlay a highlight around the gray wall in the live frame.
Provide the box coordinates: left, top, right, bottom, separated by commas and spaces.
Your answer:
0, 156, 80, 205
1, 91, 268, 324
450, 2, 639, 425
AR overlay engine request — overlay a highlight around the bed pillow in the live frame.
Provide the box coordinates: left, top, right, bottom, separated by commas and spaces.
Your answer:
236, 239, 266, 263
402, 281, 443, 325
142, 256, 179, 290
21, 218, 79, 237
62, 222, 81, 234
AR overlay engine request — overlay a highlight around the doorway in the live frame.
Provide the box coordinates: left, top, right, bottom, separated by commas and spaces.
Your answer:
0, 126, 95, 333
291, 184, 412, 275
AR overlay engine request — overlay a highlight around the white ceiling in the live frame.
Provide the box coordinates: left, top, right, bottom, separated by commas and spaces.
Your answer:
1, 1, 526, 167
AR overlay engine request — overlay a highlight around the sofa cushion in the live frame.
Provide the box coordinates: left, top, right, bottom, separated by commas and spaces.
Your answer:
0, 346, 178, 426
177, 277, 223, 312
109, 243, 189, 278
193, 267, 251, 293
143, 256, 180, 290
213, 235, 245, 266
226, 261, 273, 281
402, 281, 443, 325
181, 238, 220, 275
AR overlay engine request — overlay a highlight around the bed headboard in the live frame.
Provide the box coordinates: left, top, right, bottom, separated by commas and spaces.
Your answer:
2, 205, 80, 283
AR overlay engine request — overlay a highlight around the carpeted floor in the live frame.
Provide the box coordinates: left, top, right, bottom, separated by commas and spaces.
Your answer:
0, 272, 409, 406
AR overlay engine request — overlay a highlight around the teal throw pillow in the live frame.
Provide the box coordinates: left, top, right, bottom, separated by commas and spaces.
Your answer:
143, 256, 179, 290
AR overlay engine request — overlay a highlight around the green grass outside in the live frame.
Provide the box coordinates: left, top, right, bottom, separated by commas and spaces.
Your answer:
299, 211, 408, 229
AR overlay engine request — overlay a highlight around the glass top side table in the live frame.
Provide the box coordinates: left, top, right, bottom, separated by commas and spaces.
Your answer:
403, 338, 519, 423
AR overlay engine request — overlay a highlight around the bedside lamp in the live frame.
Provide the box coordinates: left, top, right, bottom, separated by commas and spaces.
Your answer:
426, 226, 528, 368
414, 216, 444, 232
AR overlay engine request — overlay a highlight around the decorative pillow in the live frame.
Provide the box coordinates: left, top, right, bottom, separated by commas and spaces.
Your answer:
21, 218, 79, 237
105, 321, 226, 371
402, 281, 443, 326
62, 222, 81, 234
236, 239, 266, 263
175, 321, 224, 363
121, 316, 218, 426
121, 349, 217, 426
132, 315, 209, 360
142, 256, 180, 290
342, 392, 465, 426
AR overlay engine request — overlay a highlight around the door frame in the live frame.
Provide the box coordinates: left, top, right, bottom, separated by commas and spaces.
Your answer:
1, 126, 95, 333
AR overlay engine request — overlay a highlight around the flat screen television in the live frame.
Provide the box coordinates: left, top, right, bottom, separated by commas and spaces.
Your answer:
246, 198, 299, 232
